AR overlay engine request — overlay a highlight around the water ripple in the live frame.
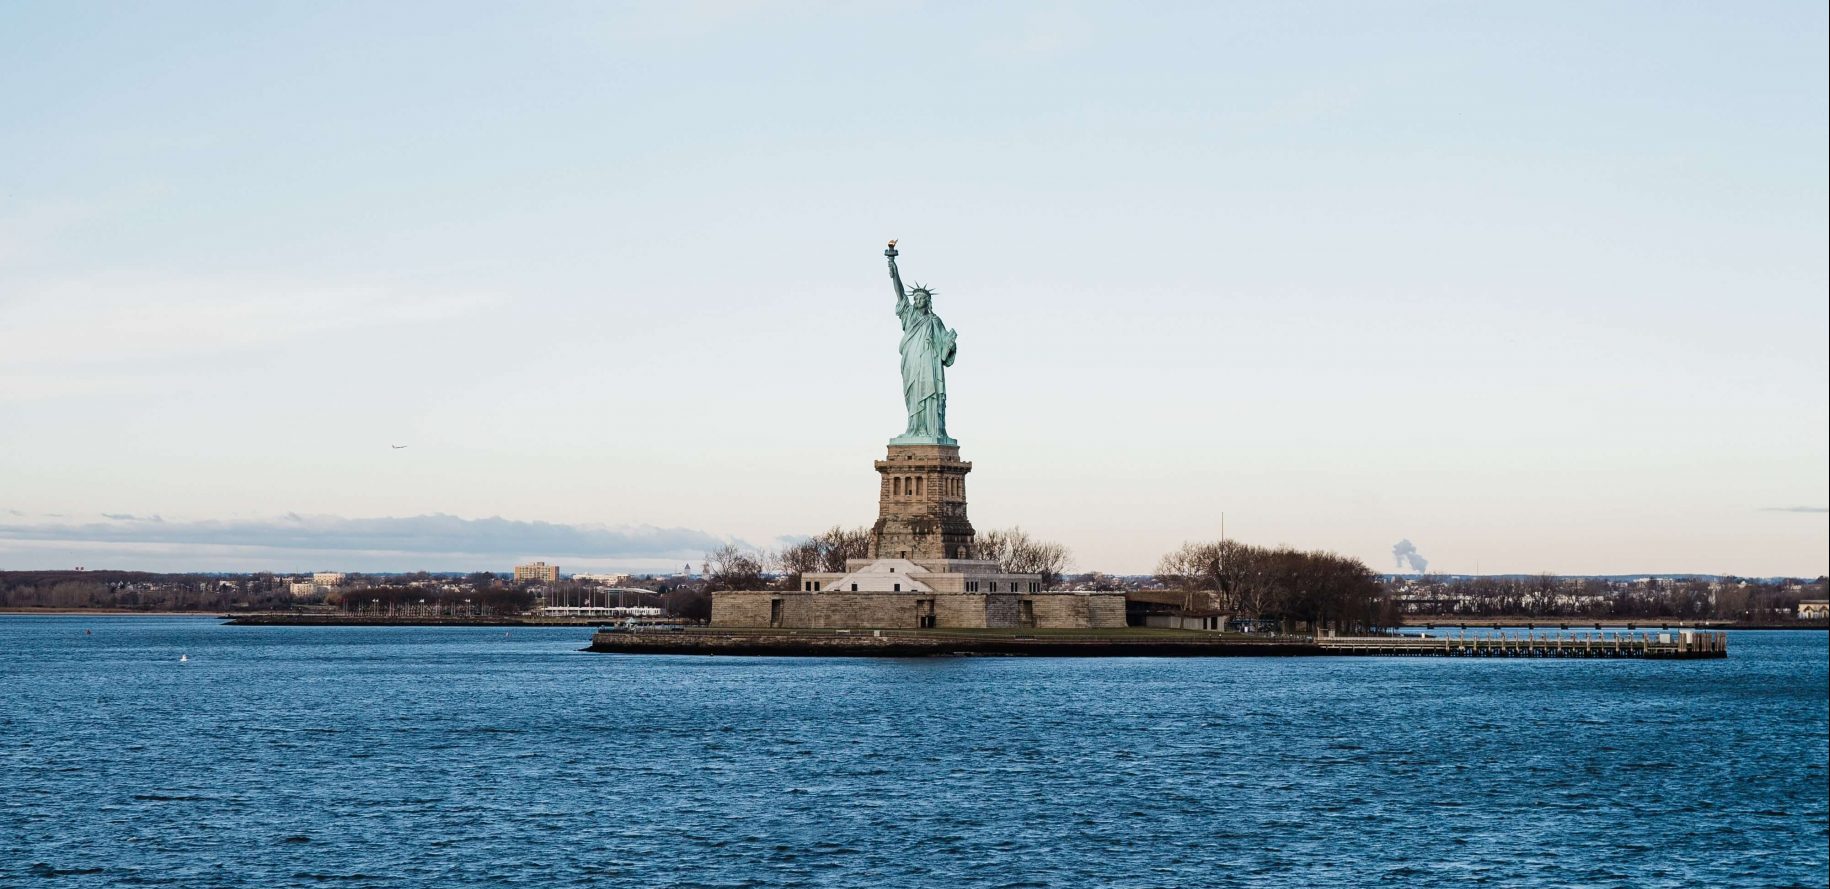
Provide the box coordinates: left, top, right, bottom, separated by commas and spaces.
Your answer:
0, 619, 1823, 888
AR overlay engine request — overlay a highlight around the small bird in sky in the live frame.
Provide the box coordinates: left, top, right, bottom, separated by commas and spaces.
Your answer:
391, 445, 408, 449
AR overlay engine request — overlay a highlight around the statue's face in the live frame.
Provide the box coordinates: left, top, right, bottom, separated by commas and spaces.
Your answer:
913, 291, 931, 311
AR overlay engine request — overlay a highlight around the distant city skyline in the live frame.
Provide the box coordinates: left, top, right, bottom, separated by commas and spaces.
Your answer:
2, 3, 1825, 576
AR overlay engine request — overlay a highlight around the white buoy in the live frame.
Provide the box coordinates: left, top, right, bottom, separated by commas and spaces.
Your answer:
179, 654, 189, 663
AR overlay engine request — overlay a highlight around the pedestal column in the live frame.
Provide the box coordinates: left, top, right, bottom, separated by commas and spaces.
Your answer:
869, 444, 975, 561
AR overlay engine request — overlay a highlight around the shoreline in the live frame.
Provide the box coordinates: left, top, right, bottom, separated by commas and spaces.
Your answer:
0, 609, 226, 617
224, 613, 621, 627
8, 609, 1820, 632
589, 628, 1324, 658
586, 627, 1730, 659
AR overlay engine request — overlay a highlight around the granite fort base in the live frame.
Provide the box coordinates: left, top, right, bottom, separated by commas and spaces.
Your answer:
712, 588, 1126, 630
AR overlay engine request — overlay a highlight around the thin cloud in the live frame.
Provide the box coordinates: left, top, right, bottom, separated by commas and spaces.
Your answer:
1758, 506, 1829, 514
0, 513, 740, 564
0, 274, 499, 401
980, 11, 1094, 61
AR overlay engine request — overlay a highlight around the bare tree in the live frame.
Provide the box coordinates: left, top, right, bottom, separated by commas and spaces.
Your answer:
776, 539, 822, 590
816, 526, 871, 573
1154, 539, 1387, 632
1155, 539, 1261, 612
702, 544, 769, 592
663, 587, 712, 622
775, 526, 870, 589
978, 527, 1072, 587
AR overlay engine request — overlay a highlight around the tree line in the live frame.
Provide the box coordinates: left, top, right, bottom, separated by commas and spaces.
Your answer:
1155, 540, 1394, 632
0, 570, 527, 614
1390, 574, 1827, 621
702, 525, 1074, 593
0, 571, 292, 611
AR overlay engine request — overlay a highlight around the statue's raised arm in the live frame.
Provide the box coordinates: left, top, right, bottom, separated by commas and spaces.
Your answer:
885, 239, 906, 306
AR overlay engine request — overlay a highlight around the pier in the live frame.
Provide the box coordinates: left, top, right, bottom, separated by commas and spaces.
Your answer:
587, 627, 1729, 659
1317, 630, 1727, 659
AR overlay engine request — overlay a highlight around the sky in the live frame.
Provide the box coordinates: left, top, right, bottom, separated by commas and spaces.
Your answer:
1, 1, 1825, 577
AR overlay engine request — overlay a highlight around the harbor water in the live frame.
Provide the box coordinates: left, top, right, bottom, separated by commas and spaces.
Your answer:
2, 617, 1824, 887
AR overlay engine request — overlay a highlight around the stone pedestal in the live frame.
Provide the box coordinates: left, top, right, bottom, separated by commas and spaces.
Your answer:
870, 443, 975, 561
714, 441, 1128, 631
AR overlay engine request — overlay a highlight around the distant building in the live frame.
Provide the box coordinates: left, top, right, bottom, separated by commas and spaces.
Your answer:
574, 573, 632, 587
514, 561, 560, 584
1799, 600, 1829, 620
1143, 612, 1229, 632
289, 581, 320, 597
312, 572, 346, 588
540, 604, 664, 618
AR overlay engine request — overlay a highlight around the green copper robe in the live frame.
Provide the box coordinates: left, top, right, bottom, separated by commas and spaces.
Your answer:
897, 296, 956, 443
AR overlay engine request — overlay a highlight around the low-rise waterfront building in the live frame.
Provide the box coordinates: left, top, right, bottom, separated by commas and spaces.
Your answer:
542, 604, 664, 618
1142, 611, 1229, 631
719, 555, 1124, 630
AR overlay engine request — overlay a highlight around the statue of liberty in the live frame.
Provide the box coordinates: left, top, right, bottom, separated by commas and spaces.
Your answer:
884, 240, 958, 445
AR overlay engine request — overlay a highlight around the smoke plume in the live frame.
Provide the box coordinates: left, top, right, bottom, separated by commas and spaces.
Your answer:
1392, 539, 1428, 573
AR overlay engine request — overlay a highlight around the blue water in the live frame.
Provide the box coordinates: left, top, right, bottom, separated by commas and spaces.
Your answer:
1, 618, 1824, 888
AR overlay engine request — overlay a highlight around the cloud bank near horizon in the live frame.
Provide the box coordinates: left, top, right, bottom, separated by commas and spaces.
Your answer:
0, 512, 742, 573
1759, 506, 1830, 514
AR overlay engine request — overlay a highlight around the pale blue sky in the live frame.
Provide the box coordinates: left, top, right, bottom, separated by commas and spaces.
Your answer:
2, 2, 1825, 575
